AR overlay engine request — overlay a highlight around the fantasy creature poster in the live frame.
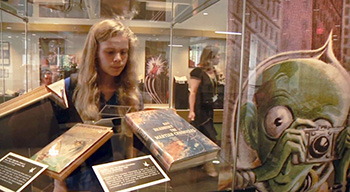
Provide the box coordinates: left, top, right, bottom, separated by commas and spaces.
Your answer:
144, 41, 169, 104
219, 1, 350, 192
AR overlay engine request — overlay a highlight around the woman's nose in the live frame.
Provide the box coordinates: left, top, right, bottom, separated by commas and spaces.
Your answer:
113, 53, 121, 62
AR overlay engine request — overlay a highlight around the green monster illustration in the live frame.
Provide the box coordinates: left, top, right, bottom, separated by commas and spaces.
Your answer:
233, 34, 350, 192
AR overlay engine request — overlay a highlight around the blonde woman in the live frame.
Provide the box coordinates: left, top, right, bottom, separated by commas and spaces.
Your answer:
56, 18, 142, 191
188, 45, 220, 177
72, 19, 140, 121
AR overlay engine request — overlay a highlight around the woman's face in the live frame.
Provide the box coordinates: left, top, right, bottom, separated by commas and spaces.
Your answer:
212, 53, 220, 65
98, 35, 129, 77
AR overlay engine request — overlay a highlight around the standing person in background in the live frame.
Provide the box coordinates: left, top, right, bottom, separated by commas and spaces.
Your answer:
188, 45, 220, 177
54, 18, 142, 192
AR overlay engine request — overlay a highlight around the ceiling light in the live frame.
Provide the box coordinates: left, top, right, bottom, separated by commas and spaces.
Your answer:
32, 0, 66, 4
203, 12, 208, 16
168, 44, 183, 48
215, 31, 242, 35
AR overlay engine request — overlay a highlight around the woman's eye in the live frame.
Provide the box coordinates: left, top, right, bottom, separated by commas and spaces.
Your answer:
265, 106, 293, 138
121, 50, 128, 55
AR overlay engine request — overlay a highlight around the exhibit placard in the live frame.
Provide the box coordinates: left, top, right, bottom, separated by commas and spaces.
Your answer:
0, 152, 48, 192
93, 155, 170, 192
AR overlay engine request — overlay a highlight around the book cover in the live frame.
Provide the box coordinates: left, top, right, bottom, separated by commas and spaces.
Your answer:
125, 109, 220, 172
31, 123, 113, 181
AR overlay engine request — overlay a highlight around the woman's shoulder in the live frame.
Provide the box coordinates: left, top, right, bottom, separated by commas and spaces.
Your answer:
190, 67, 203, 78
192, 67, 203, 72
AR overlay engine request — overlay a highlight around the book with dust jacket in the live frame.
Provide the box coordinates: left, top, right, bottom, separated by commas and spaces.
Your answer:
125, 109, 220, 172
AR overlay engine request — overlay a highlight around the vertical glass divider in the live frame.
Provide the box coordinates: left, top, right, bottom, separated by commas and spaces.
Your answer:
169, 0, 174, 109
232, 0, 246, 190
24, 1, 28, 92
0, 10, 4, 102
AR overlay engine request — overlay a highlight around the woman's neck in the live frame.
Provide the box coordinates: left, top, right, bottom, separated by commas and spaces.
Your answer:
99, 75, 118, 101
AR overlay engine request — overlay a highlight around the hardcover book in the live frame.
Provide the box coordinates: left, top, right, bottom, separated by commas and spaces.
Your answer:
0, 79, 68, 118
125, 109, 220, 172
31, 123, 113, 181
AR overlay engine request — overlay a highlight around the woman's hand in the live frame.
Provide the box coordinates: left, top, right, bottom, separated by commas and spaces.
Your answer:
188, 111, 196, 122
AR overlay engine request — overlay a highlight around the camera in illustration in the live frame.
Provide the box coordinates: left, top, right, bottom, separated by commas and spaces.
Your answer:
302, 126, 343, 164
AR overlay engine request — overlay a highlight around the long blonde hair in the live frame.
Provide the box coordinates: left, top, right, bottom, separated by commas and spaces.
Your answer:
199, 45, 219, 71
73, 19, 140, 122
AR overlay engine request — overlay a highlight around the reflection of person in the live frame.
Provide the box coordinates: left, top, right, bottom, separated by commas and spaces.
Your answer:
54, 18, 142, 192
40, 69, 53, 85
188, 45, 220, 177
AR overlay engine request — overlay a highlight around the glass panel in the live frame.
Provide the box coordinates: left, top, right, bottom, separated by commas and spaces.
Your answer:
0, 9, 27, 102
0, 0, 26, 17
1, 0, 236, 191
172, 0, 227, 109
219, 0, 350, 191
171, 0, 228, 191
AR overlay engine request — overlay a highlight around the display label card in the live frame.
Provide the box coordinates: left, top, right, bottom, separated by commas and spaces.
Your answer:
93, 155, 170, 192
0, 152, 48, 192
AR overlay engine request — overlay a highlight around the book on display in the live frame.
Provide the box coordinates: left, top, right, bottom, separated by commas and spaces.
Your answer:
31, 123, 113, 181
125, 109, 220, 172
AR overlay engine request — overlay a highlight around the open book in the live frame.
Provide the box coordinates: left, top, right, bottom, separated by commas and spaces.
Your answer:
31, 123, 113, 181
125, 109, 221, 172
0, 79, 68, 118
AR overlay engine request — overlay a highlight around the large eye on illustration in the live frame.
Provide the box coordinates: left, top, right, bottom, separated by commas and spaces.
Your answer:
265, 106, 293, 138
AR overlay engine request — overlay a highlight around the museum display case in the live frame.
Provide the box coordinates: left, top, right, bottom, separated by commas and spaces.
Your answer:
1, 0, 350, 191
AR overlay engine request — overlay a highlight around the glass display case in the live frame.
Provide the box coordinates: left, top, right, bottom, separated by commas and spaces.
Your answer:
1, 0, 350, 191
